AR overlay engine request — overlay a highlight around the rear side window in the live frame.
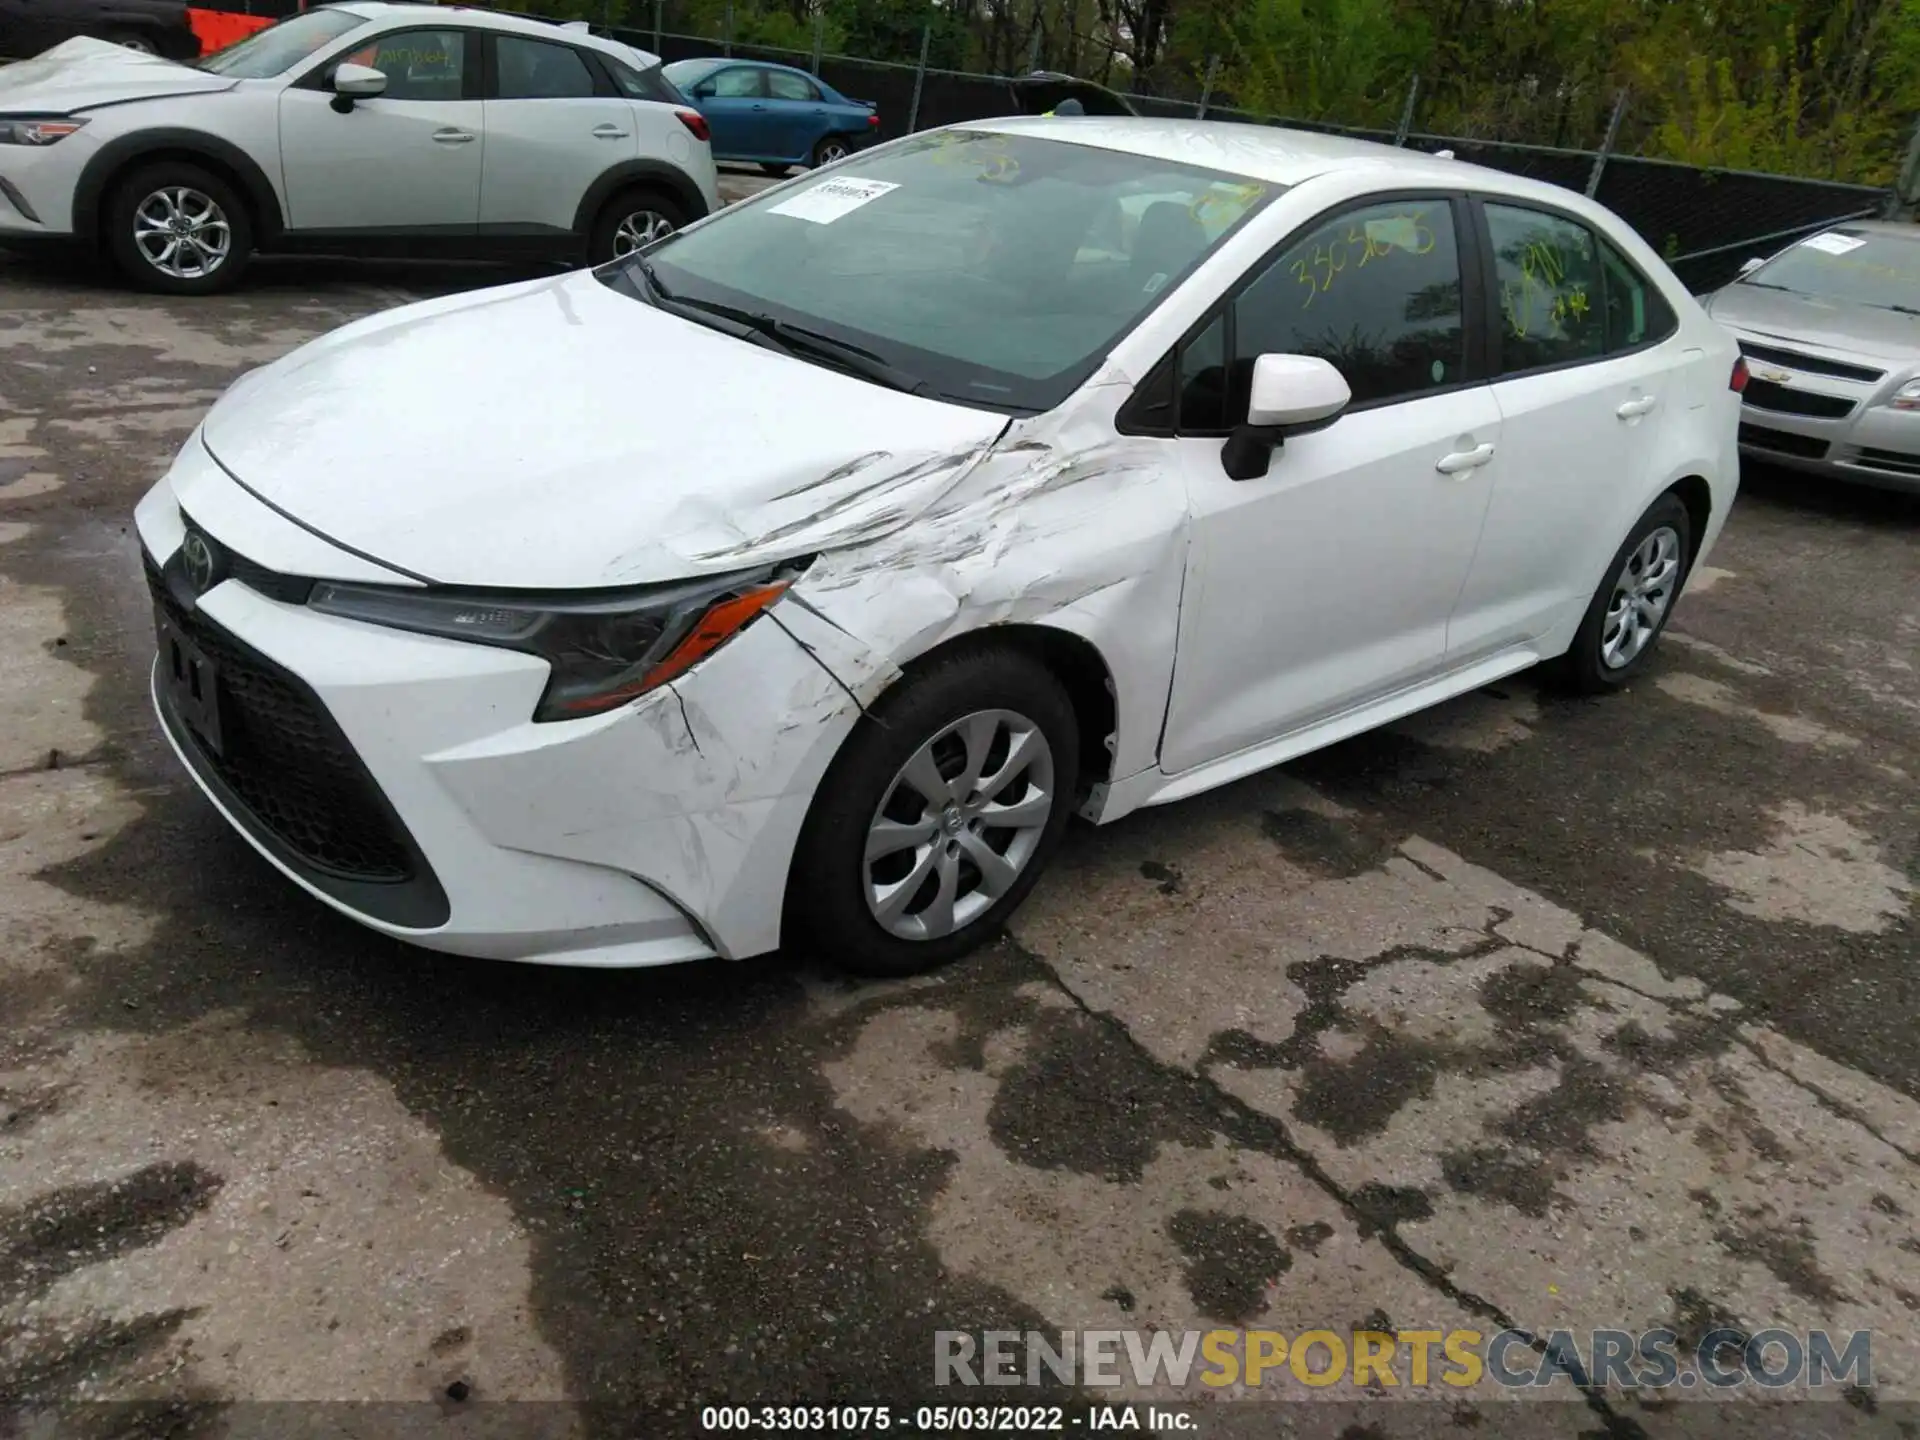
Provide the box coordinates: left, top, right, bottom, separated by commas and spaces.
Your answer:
605, 55, 680, 103
767, 70, 819, 101
1599, 239, 1678, 351
1486, 203, 1606, 373
496, 37, 596, 99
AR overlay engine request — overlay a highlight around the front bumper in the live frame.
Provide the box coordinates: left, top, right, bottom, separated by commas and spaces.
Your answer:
1737, 413, 1920, 494
135, 473, 866, 967
0, 127, 96, 237
1725, 331, 1920, 494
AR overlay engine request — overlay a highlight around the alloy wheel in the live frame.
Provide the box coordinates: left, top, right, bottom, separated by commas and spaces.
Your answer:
863, 709, 1056, 941
612, 209, 676, 256
133, 186, 231, 281
1600, 524, 1681, 669
817, 140, 849, 166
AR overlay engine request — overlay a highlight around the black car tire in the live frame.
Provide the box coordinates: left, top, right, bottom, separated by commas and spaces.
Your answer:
103, 27, 158, 52
586, 186, 687, 266
105, 160, 253, 296
1553, 492, 1694, 693
811, 135, 853, 168
760, 163, 792, 178
785, 644, 1080, 978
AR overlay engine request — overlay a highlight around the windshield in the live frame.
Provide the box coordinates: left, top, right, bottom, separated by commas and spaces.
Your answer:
197, 7, 368, 76
662, 58, 722, 90
1743, 229, 1920, 313
606, 130, 1277, 412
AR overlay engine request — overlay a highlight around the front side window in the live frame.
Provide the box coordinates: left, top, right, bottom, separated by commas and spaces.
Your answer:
703, 66, 765, 98
767, 69, 819, 102
1230, 198, 1465, 413
340, 29, 467, 102
197, 7, 366, 77
615, 130, 1278, 413
496, 37, 596, 99
1486, 203, 1604, 373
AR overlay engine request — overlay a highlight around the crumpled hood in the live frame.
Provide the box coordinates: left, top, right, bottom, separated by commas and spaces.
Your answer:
198, 269, 1012, 588
0, 37, 236, 112
1706, 281, 1920, 364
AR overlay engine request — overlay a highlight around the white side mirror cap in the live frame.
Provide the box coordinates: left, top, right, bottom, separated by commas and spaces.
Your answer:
331, 62, 388, 97
1248, 352, 1351, 429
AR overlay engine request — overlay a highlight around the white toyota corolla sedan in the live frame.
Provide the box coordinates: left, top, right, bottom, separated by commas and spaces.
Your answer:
134, 119, 1743, 976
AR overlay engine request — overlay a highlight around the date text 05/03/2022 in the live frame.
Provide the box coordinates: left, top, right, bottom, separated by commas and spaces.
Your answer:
697, 1404, 1192, 1431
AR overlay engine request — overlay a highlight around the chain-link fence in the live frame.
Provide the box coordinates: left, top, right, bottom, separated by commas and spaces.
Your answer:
605, 17, 1895, 295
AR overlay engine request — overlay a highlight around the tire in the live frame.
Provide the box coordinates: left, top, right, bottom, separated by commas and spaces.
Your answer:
105, 161, 252, 296
760, 163, 793, 178
811, 135, 853, 169
103, 28, 158, 52
1553, 492, 1693, 693
785, 645, 1080, 978
586, 188, 687, 267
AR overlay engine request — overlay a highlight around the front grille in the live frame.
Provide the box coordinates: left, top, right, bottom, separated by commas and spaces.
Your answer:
1853, 446, 1920, 477
146, 555, 412, 884
1736, 339, 1885, 385
1739, 422, 1830, 460
1741, 378, 1855, 419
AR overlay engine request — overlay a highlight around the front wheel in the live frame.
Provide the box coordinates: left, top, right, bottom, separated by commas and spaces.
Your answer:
785, 646, 1080, 977
1554, 492, 1693, 693
760, 163, 793, 178
105, 161, 252, 295
587, 188, 686, 266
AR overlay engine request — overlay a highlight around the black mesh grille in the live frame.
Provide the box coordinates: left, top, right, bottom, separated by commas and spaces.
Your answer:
1736, 340, 1885, 384
1739, 422, 1829, 460
147, 555, 412, 884
1741, 379, 1855, 419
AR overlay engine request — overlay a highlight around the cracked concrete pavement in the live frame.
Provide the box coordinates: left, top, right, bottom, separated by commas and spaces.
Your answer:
1, 209, 1916, 1436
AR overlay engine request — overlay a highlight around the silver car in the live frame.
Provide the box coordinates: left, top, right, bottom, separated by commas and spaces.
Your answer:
1703, 220, 1920, 494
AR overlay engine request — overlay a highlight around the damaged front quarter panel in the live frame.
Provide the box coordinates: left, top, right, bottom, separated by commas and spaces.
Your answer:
771, 382, 1191, 792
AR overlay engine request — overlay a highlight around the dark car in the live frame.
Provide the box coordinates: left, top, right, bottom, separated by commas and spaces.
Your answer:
663, 57, 877, 176
1003, 70, 1137, 117
0, 0, 202, 60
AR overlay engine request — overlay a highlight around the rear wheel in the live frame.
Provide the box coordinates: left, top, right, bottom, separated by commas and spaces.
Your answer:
1553, 492, 1692, 693
103, 28, 158, 52
785, 646, 1079, 977
587, 187, 686, 266
105, 161, 252, 295
811, 135, 852, 168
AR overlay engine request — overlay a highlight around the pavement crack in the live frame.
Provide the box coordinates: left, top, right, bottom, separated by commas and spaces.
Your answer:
1014, 938, 1648, 1437
1736, 1033, 1920, 1169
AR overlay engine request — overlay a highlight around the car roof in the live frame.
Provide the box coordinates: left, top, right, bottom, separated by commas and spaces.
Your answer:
325, 1, 661, 63
1830, 219, 1920, 242
956, 115, 1584, 203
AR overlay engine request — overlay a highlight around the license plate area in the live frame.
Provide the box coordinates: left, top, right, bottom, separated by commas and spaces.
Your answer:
156, 609, 225, 756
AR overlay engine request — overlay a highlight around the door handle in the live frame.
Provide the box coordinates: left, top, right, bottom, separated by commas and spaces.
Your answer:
1434, 442, 1495, 475
431, 128, 475, 144
591, 123, 629, 138
1617, 395, 1658, 419
750, 103, 767, 111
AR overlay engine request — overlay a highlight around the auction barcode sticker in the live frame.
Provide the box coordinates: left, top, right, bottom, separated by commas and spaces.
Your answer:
766, 178, 900, 225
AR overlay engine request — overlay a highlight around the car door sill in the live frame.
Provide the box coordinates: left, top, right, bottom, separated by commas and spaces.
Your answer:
1089, 645, 1543, 820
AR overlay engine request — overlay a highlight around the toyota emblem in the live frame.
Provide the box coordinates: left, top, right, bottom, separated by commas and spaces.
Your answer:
180, 530, 224, 596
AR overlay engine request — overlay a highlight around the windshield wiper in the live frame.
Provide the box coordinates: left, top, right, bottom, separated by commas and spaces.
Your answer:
1866, 302, 1920, 317
1739, 280, 1800, 293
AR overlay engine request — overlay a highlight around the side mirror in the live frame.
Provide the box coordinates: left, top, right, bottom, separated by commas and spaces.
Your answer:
1221, 353, 1351, 481
691, 80, 717, 98
1739, 256, 1766, 277
329, 61, 387, 111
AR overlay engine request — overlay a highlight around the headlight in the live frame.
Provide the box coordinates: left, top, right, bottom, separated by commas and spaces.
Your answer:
0, 117, 87, 146
308, 564, 800, 723
1891, 379, 1920, 412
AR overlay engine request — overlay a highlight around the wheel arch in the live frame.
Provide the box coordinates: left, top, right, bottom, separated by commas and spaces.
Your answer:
877, 623, 1120, 797
572, 160, 710, 238
1666, 472, 1713, 568
74, 130, 284, 249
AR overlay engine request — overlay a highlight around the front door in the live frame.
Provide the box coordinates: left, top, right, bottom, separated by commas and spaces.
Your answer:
696, 64, 770, 157
480, 33, 638, 233
1158, 194, 1503, 774
277, 27, 483, 233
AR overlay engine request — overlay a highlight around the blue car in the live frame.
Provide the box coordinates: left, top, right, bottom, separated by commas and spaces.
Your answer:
663, 58, 878, 175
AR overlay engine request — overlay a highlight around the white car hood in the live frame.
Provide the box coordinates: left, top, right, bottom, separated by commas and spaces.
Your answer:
0, 37, 237, 112
197, 269, 1012, 588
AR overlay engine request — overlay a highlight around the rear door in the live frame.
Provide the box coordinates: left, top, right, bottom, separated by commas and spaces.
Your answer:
277, 26, 483, 232
1446, 198, 1683, 663
479, 32, 637, 233
762, 66, 826, 162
